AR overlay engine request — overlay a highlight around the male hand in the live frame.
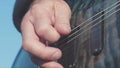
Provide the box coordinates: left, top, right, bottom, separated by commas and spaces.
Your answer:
21, 0, 71, 68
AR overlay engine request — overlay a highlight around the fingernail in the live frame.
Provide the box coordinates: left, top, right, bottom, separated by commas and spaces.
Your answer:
51, 52, 60, 60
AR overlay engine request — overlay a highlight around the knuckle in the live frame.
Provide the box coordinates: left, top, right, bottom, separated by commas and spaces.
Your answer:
30, 4, 39, 13
36, 25, 49, 35
30, 4, 45, 17
30, 4, 42, 16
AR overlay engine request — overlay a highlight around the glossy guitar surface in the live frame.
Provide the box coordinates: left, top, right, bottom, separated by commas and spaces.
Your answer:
52, 0, 120, 68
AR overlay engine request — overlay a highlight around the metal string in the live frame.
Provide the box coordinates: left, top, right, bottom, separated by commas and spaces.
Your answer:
61, 8, 120, 52
59, 2, 120, 51
55, 1, 120, 47
72, 1, 120, 32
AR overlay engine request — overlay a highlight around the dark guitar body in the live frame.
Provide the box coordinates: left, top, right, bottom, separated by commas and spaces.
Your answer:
12, 0, 120, 68
56, 0, 120, 68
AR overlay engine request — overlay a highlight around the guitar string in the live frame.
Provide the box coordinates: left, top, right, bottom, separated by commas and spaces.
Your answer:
70, 3, 120, 38
54, 1, 120, 47
48, 1, 120, 67
61, 8, 120, 52
60, 5, 120, 51
64, 6, 120, 67
71, 1, 120, 32
54, 1, 120, 45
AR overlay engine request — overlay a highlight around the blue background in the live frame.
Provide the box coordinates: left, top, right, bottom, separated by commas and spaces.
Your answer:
0, 0, 22, 68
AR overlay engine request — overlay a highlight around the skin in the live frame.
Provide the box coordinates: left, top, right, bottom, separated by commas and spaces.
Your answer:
21, 0, 71, 68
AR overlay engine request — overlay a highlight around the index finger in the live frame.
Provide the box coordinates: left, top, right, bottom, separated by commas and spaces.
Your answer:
54, 0, 71, 35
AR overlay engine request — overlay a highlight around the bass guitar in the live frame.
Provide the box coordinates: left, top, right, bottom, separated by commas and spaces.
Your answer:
51, 0, 120, 68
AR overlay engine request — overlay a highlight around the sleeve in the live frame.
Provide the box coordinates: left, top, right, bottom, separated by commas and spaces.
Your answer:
13, 0, 33, 32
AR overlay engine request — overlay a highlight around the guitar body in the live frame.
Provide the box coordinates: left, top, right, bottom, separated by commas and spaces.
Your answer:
12, 0, 120, 68
56, 0, 120, 68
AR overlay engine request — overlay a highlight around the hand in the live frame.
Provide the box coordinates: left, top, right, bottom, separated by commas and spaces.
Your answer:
21, 0, 71, 68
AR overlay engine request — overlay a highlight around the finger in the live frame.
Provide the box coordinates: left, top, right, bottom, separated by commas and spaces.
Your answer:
24, 40, 62, 60
33, 10, 60, 42
31, 55, 63, 68
54, 1, 71, 35
41, 61, 63, 68
21, 13, 62, 60
31, 51, 63, 68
